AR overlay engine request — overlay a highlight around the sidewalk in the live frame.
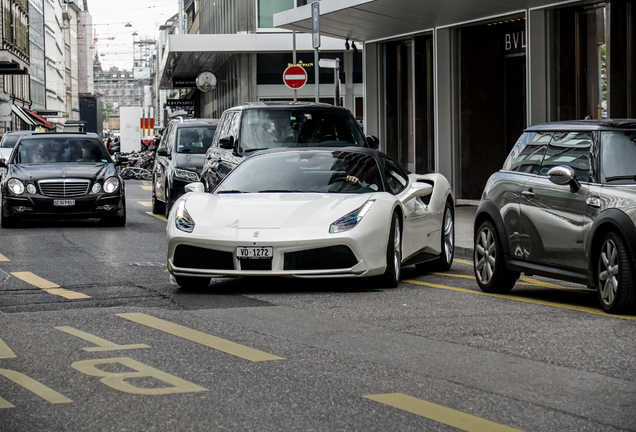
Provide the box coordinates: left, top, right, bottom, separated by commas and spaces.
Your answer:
454, 203, 477, 260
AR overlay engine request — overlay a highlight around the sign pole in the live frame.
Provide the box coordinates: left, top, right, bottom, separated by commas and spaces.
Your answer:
312, 2, 320, 103
293, 31, 297, 102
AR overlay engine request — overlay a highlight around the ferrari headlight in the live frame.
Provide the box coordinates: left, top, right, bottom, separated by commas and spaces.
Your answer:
174, 199, 195, 233
329, 200, 375, 234
8, 178, 25, 195
174, 169, 199, 182
103, 177, 119, 193
92, 183, 102, 194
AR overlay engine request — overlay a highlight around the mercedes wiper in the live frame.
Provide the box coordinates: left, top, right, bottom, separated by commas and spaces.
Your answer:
605, 175, 636, 182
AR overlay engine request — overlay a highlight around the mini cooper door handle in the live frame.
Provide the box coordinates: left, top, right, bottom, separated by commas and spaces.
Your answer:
521, 190, 534, 198
586, 196, 601, 208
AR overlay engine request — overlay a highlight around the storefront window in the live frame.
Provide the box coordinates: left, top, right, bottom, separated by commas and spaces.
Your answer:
257, 0, 293, 28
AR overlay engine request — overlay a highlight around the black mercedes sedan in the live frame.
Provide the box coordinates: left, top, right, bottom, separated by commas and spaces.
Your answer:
0, 133, 126, 228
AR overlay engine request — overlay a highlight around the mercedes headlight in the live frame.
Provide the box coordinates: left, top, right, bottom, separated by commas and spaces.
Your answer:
7, 178, 25, 195
174, 169, 199, 182
329, 200, 375, 234
103, 177, 119, 193
91, 183, 102, 194
174, 199, 195, 233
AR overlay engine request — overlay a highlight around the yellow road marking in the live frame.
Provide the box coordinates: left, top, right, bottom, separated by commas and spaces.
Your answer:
0, 337, 16, 359
10, 272, 91, 300
56, 326, 150, 352
364, 393, 523, 432
433, 273, 583, 291
138, 201, 152, 207
0, 369, 73, 408
141, 180, 150, 186
146, 212, 167, 221
405, 279, 636, 320
117, 313, 285, 362
140, 185, 152, 191
453, 258, 577, 290
0, 253, 9, 262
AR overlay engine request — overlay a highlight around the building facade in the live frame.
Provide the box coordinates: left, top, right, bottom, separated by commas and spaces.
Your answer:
94, 67, 145, 117
275, 0, 636, 199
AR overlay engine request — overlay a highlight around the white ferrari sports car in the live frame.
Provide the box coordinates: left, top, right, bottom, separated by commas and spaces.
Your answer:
166, 147, 455, 288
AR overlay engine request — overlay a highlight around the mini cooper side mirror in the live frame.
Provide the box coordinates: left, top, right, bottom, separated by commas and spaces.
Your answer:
548, 165, 580, 193
219, 135, 235, 150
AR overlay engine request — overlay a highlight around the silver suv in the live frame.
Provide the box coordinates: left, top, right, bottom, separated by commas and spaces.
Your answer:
473, 120, 636, 314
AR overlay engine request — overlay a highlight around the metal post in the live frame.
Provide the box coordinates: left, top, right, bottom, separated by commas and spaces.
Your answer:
314, 49, 320, 102
293, 31, 297, 102
334, 58, 340, 106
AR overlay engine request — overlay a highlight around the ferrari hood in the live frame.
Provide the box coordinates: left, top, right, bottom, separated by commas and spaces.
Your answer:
185, 193, 374, 232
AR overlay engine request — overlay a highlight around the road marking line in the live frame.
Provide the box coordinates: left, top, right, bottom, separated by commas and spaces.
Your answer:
452, 259, 577, 290
405, 279, 636, 320
0, 253, 9, 262
433, 273, 583, 291
55, 326, 150, 352
117, 313, 285, 362
141, 180, 150, 186
141, 185, 152, 191
364, 393, 522, 432
10, 272, 91, 300
0, 369, 73, 408
138, 201, 152, 207
146, 212, 167, 221
0, 337, 16, 359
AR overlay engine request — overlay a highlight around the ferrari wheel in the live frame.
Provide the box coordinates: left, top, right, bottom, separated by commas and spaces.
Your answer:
175, 276, 211, 290
474, 219, 518, 293
378, 212, 402, 288
417, 201, 454, 272
597, 231, 636, 314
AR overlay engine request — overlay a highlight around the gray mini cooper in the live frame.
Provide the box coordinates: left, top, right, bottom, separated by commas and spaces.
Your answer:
474, 119, 636, 314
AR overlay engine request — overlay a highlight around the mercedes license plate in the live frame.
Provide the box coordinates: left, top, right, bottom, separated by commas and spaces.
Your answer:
54, 199, 75, 207
237, 246, 273, 260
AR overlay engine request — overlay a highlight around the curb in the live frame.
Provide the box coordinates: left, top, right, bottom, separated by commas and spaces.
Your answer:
455, 245, 473, 260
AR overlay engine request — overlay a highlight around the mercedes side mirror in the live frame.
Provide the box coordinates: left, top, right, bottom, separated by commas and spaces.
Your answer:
366, 135, 380, 149
548, 165, 580, 193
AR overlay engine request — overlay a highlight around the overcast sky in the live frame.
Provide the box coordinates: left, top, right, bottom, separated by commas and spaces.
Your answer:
87, 0, 178, 71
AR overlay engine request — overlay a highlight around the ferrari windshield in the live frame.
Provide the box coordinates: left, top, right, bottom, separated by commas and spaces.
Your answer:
215, 150, 383, 194
11, 137, 110, 164
240, 109, 366, 151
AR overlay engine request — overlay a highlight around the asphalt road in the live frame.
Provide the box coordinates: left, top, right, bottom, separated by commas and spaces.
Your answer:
0, 180, 635, 432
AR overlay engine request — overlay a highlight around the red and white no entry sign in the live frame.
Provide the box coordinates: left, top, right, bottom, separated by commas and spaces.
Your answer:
283, 65, 308, 90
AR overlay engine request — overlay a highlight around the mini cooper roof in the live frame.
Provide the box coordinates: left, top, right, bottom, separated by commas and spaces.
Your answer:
526, 119, 636, 132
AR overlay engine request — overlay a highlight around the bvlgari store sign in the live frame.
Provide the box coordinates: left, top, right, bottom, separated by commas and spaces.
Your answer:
502, 29, 526, 56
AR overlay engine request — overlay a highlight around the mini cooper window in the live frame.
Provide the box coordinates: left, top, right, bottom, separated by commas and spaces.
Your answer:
504, 132, 551, 173
540, 132, 592, 181
601, 131, 636, 183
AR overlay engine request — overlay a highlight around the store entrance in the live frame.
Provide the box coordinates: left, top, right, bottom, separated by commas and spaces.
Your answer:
459, 18, 527, 199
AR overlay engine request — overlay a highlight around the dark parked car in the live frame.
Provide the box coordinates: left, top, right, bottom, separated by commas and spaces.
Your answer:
473, 119, 636, 314
151, 118, 218, 216
0, 133, 126, 227
199, 102, 379, 193
0, 130, 36, 180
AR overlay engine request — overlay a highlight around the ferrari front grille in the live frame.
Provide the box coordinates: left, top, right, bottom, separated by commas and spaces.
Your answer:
39, 179, 90, 197
284, 245, 358, 270
174, 245, 234, 270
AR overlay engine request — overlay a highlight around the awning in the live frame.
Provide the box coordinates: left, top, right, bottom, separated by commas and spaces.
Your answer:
11, 105, 36, 126
24, 109, 54, 129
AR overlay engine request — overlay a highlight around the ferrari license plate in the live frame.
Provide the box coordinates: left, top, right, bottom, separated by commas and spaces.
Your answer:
54, 199, 75, 207
237, 246, 273, 260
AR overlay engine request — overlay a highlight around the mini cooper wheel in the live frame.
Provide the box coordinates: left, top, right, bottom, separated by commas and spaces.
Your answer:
175, 276, 211, 290
474, 220, 518, 293
597, 231, 636, 314
378, 212, 402, 288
